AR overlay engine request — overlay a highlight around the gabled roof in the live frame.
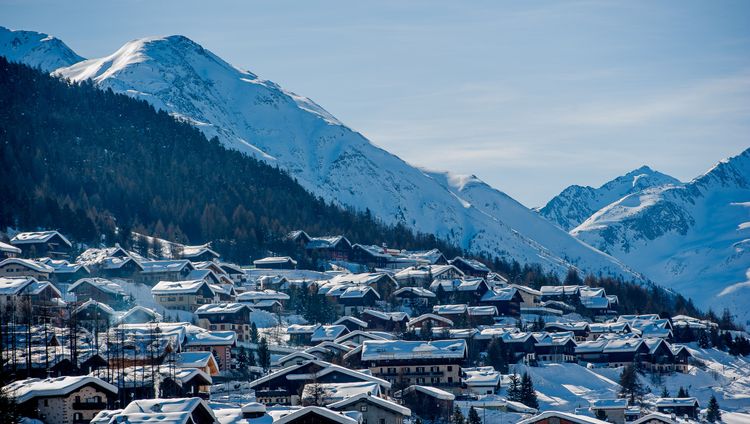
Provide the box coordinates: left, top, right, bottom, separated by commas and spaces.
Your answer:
117, 306, 162, 323
329, 393, 411, 416
0, 241, 21, 254
334, 330, 390, 345
396, 385, 455, 400
393, 286, 436, 298
287, 324, 321, 334
407, 313, 454, 328
39, 258, 89, 274
653, 397, 699, 408
305, 235, 352, 250
518, 411, 608, 424
274, 406, 359, 424
311, 325, 350, 342
468, 305, 498, 316
140, 259, 193, 274
433, 304, 467, 315
185, 330, 236, 347
334, 316, 368, 328
248, 359, 391, 390
74, 299, 116, 316
195, 302, 251, 315
482, 287, 519, 302
237, 289, 290, 302
69, 277, 126, 296
254, 256, 297, 266
361, 339, 467, 361
430, 277, 488, 293
0, 258, 54, 273
462, 366, 501, 387
152, 279, 214, 296
0, 276, 61, 297
362, 309, 409, 322
590, 399, 628, 409
180, 244, 219, 259
11, 230, 72, 247
449, 256, 490, 272
4, 376, 117, 403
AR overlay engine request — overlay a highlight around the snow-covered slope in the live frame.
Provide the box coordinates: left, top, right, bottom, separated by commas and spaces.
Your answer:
0, 26, 83, 72
539, 166, 681, 231
572, 148, 750, 323
1, 31, 642, 280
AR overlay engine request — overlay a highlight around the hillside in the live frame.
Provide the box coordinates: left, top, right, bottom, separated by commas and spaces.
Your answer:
539, 166, 681, 231
0, 26, 83, 72
27, 31, 641, 281
0, 57, 457, 261
572, 148, 750, 324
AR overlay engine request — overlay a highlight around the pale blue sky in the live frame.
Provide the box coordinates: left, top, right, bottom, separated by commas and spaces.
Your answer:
3, 0, 749, 206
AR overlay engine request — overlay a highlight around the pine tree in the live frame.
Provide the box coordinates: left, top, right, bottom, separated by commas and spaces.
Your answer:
618, 365, 644, 404
706, 395, 721, 423
660, 387, 669, 398
677, 386, 689, 398
258, 337, 271, 372
452, 405, 466, 424
520, 372, 539, 409
468, 406, 481, 424
487, 338, 509, 374
507, 373, 521, 402
250, 322, 259, 344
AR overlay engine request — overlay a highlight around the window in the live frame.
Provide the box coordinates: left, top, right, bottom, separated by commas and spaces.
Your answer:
447, 366, 453, 371
74, 413, 83, 421
380, 419, 385, 424
360, 405, 368, 411
416, 366, 424, 373
43, 399, 48, 406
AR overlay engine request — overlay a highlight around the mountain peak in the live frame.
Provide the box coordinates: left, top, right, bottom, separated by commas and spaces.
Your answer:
0, 26, 84, 72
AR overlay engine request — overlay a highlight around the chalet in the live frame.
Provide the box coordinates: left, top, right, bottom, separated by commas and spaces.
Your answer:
41, 258, 91, 284
68, 277, 128, 309
533, 332, 577, 363
540, 285, 582, 302
4, 376, 117, 424
407, 313, 454, 331
311, 325, 350, 343
394, 264, 464, 286
305, 235, 353, 261
139, 259, 195, 285
433, 304, 468, 325
590, 399, 629, 424
510, 284, 542, 306
467, 305, 498, 326
329, 393, 411, 424
393, 286, 436, 307
117, 306, 162, 324
587, 322, 633, 340
396, 385, 454, 423
0, 240, 21, 259
217, 262, 248, 285
254, 256, 298, 270
287, 324, 320, 345
93, 397, 217, 424
653, 398, 700, 419
184, 330, 237, 371
162, 368, 213, 400
461, 366, 501, 395
327, 272, 399, 299
72, 300, 116, 331
669, 344, 692, 373
178, 244, 220, 262
429, 278, 491, 305
327, 285, 381, 315
361, 339, 467, 388
97, 256, 144, 281
333, 316, 369, 332
480, 287, 523, 316
361, 309, 410, 332
151, 279, 216, 312
449, 256, 491, 278
0, 276, 63, 321
247, 360, 390, 406
195, 302, 255, 343
545, 322, 590, 341
350, 243, 396, 269
11, 230, 73, 259
177, 351, 220, 376
0, 257, 53, 280
518, 411, 609, 424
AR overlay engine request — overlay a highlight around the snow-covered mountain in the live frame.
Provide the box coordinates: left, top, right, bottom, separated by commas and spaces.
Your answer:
572, 148, 750, 323
1, 30, 643, 281
539, 166, 681, 231
0, 26, 83, 72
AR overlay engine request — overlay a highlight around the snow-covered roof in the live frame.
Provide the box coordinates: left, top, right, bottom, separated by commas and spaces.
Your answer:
433, 304, 467, 315
117, 306, 162, 323
176, 351, 216, 369
74, 299, 116, 316
311, 325, 349, 342
462, 366, 501, 387
0, 276, 36, 295
581, 296, 610, 309
482, 287, 519, 302
180, 244, 219, 259
361, 339, 466, 361
151, 279, 214, 295
185, 330, 236, 347
4, 376, 117, 403
302, 381, 380, 403
329, 393, 411, 416
653, 397, 699, 408
393, 287, 436, 298
69, 277, 126, 296
450, 256, 490, 272
195, 302, 251, 315
274, 406, 358, 424
140, 259, 192, 273
467, 305, 498, 316
518, 411, 609, 424
339, 285, 380, 299
0, 241, 21, 254
407, 313, 454, 328
430, 277, 487, 292
39, 258, 88, 274
510, 284, 542, 296
602, 338, 644, 353
333, 316, 368, 328
305, 235, 351, 249
287, 324, 321, 334
253, 256, 297, 266
0, 257, 54, 273
362, 309, 409, 321
11, 230, 72, 247
395, 264, 463, 280
329, 272, 394, 286
397, 385, 455, 401
237, 289, 289, 302
590, 399, 628, 409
